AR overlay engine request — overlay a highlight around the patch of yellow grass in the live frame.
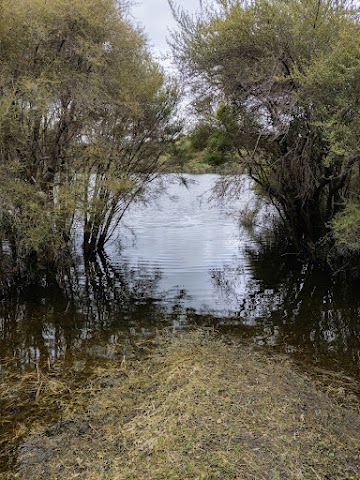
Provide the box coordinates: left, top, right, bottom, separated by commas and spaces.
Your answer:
10, 330, 360, 479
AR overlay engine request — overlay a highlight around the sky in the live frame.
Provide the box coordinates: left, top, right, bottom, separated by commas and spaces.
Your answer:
130, 0, 202, 69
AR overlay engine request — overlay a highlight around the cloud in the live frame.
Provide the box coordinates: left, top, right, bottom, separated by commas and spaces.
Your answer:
131, 0, 201, 62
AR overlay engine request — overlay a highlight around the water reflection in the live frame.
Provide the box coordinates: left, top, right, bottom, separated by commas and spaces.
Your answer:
210, 241, 360, 376
1, 174, 360, 377
0, 253, 172, 370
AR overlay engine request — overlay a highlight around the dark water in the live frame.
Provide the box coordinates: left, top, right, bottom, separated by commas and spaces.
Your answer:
1, 174, 360, 472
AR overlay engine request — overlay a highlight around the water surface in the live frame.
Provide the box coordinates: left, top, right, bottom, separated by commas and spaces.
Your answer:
1, 174, 360, 473
1, 173, 360, 373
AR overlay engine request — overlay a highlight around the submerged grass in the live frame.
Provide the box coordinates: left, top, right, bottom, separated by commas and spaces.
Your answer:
0, 359, 85, 473
4, 330, 360, 479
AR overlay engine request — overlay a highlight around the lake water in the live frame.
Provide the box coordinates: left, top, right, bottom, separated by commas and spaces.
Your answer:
114, 175, 360, 376
1, 174, 360, 473
114, 174, 258, 315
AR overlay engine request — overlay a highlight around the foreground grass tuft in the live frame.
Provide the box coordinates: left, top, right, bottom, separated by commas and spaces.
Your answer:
13, 330, 360, 479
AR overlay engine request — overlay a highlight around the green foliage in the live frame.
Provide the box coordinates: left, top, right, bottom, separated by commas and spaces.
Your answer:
172, 0, 360, 263
189, 122, 213, 151
0, 0, 178, 276
168, 106, 241, 173
332, 203, 360, 254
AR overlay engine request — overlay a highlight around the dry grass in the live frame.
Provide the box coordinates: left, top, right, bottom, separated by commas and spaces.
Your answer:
4, 330, 360, 479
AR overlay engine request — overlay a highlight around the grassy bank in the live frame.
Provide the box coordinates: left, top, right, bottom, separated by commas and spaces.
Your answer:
10, 330, 360, 479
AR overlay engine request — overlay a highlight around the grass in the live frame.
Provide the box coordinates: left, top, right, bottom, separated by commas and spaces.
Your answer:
4, 329, 360, 479
0, 359, 86, 475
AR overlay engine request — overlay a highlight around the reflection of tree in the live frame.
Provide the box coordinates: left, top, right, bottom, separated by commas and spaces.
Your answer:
210, 239, 360, 376
0, 252, 177, 370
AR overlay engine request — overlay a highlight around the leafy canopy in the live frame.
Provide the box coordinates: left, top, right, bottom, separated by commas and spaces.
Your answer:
172, 0, 360, 261
0, 0, 178, 276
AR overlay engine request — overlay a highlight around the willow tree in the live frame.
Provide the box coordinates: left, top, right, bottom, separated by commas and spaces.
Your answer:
171, 0, 360, 260
0, 0, 178, 278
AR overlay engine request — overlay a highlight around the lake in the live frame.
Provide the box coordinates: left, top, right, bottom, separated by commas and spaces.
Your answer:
1, 173, 360, 473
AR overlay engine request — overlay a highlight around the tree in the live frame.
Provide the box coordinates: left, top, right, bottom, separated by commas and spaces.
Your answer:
0, 0, 178, 279
171, 0, 360, 263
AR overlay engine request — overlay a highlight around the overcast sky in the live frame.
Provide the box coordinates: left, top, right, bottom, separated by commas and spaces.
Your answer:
130, 0, 202, 68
